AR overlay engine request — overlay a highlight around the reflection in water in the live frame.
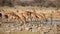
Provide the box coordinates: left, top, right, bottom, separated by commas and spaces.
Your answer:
44, 20, 60, 25
27, 20, 60, 25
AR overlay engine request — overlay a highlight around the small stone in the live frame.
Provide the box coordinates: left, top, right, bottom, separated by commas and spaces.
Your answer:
38, 27, 41, 30
25, 27, 29, 31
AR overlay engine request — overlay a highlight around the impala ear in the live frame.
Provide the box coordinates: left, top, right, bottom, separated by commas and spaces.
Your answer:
0, 13, 2, 17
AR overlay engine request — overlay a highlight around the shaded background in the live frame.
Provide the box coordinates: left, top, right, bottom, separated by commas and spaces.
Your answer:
0, 0, 60, 7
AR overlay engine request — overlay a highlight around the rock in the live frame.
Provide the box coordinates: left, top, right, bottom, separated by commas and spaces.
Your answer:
31, 29, 36, 32
38, 27, 41, 30
25, 27, 30, 31
10, 28, 15, 31
25, 25, 32, 31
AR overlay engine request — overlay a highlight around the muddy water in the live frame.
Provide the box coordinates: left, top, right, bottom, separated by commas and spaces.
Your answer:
44, 20, 60, 25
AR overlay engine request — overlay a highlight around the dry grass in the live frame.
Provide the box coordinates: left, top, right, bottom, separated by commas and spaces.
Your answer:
0, 30, 40, 34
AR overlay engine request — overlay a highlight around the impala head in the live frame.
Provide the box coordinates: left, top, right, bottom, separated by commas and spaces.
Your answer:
24, 11, 32, 15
